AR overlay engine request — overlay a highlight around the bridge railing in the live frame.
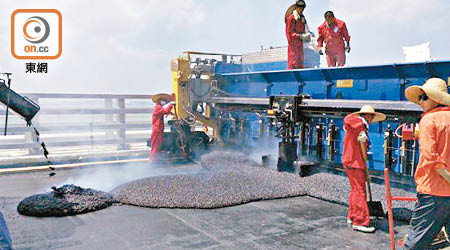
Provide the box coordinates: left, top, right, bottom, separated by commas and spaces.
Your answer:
0, 93, 154, 157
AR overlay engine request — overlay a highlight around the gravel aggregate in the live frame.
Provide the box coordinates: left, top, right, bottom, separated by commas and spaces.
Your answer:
113, 151, 415, 221
17, 184, 116, 217
112, 152, 308, 208
17, 151, 416, 222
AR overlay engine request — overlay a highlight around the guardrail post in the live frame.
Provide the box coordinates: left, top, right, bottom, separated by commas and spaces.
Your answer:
105, 98, 114, 140
118, 98, 127, 149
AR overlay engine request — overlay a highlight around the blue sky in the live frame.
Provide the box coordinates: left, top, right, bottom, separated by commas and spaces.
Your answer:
0, 0, 449, 94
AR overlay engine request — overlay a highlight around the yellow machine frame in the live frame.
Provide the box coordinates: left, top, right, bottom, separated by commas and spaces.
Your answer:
170, 52, 218, 138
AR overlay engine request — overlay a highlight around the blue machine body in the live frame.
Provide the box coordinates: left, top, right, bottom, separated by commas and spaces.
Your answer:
212, 60, 450, 174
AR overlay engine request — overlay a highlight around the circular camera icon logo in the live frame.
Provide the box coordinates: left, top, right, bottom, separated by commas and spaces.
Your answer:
23, 16, 50, 44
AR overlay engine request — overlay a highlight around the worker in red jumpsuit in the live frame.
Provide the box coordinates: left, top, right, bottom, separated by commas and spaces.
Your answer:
342, 105, 385, 233
317, 11, 350, 67
285, 0, 311, 69
149, 93, 174, 162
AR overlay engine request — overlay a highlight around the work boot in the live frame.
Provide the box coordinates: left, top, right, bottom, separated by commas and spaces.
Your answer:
432, 227, 450, 245
352, 225, 376, 233
397, 234, 408, 247
346, 219, 352, 226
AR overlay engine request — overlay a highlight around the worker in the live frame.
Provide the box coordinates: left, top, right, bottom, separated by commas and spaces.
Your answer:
403, 78, 450, 249
285, 0, 311, 69
149, 93, 175, 162
342, 105, 386, 233
317, 11, 350, 67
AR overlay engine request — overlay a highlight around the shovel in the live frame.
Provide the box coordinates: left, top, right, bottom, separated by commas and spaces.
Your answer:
361, 142, 385, 218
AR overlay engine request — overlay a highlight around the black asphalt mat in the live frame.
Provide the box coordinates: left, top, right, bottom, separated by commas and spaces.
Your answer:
17, 185, 115, 217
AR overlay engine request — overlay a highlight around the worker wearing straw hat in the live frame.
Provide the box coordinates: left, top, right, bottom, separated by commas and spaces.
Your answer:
149, 93, 175, 162
403, 78, 450, 249
342, 105, 386, 233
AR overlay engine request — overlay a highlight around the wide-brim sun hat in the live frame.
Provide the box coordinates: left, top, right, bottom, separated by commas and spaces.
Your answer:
352, 105, 386, 123
284, 1, 305, 23
151, 93, 172, 103
284, 4, 296, 23
405, 77, 450, 106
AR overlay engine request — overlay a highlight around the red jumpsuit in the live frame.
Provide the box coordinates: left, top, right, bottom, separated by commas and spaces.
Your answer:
285, 13, 306, 69
149, 103, 173, 161
342, 114, 370, 227
317, 18, 350, 67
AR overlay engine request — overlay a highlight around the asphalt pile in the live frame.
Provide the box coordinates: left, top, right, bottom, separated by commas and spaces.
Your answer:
112, 151, 308, 208
17, 184, 116, 217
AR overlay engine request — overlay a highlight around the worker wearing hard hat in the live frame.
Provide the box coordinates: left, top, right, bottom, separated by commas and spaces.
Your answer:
317, 11, 350, 67
342, 105, 386, 233
403, 78, 450, 249
149, 93, 175, 162
285, 0, 311, 69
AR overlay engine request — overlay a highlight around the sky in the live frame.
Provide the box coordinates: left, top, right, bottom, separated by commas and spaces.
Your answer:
0, 0, 449, 94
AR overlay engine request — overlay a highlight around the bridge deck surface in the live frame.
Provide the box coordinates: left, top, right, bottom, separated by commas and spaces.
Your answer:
0, 162, 409, 250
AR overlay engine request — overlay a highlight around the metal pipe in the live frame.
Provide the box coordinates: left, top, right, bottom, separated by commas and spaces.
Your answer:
384, 168, 396, 250
326, 120, 337, 161
305, 122, 310, 155
315, 121, 324, 160
258, 118, 264, 139
400, 140, 406, 174
384, 125, 394, 170
411, 139, 417, 176
240, 118, 247, 144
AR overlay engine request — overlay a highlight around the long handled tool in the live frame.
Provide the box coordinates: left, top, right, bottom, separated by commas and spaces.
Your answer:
361, 142, 385, 217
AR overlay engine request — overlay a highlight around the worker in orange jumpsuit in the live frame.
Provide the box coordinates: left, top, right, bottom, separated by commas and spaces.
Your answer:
342, 105, 386, 233
403, 78, 450, 249
285, 0, 311, 69
149, 93, 174, 162
317, 11, 350, 67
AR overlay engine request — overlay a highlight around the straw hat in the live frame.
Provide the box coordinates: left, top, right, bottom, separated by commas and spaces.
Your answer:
284, 4, 296, 23
352, 105, 386, 122
284, 1, 306, 23
151, 93, 172, 103
405, 78, 450, 105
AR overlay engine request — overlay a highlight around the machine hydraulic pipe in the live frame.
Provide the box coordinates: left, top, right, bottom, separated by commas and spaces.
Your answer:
326, 120, 338, 161
384, 125, 394, 170
315, 121, 324, 160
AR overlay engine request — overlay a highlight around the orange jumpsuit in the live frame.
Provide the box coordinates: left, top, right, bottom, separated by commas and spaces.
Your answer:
406, 106, 450, 249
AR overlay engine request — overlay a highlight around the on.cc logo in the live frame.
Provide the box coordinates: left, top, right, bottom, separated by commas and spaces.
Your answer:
11, 9, 62, 60
23, 16, 50, 44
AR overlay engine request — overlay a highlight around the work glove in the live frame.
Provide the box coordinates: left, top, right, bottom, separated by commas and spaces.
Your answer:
357, 131, 367, 143
345, 45, 351, 53
300, 33, 311, 42
318, 47, 324, 55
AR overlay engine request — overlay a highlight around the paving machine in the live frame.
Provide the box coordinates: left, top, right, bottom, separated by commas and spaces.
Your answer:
168, 48, 450, 175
